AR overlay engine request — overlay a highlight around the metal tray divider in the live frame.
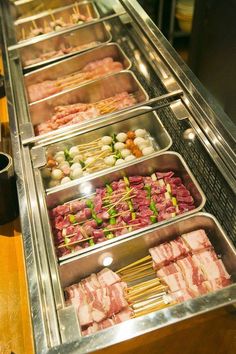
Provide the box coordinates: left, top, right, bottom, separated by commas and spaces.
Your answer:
30, 103, 174, 150
22, 89, 183, 146
8, 12, 126, 50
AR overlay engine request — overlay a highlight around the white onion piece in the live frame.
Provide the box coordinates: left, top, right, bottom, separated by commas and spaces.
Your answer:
55, 155, 65, 163
69, 146, 80, 157
70, 168, 83, 179
114, 142, 125, 150
115, 158, 125, 165
142, 146, 154, 155
101, 136, 113, 145
51, 169, 63, 180
134, 137, 146, 146
71, 162, 82, 170
84, 157, 95, 165
135, 129, 146, 137
41, 168, 51, 178
116, 133, 127, 142
58, 161, 70, 168
104, 156, 116, 166
124, 154, 136, 162
61, 177, 71, 184
101, 145, 112, 152
121, 149, 131, 158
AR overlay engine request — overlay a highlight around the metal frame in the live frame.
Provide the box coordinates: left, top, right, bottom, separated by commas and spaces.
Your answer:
0, 0, 235, 353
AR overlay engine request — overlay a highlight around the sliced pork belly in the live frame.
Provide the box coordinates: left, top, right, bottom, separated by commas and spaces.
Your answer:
78, 303, 93, 327
192, 249, 218, 268
113, 308, 133, 323
203, 277, 231, 292
156, 263, 181, 277
149, 243, 172, 269
162, 272, 187, 292
177, 256, 205, 286
201, 259, 231, 281
188, 282, 208, 296
168, 237, 190, 260
181, 229, 212, 253
97, 268, 121, 287
171, 288, 195, 302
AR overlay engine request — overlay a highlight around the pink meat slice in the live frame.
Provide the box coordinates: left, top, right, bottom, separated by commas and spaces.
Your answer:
162, 272, 187, 292
192, 249, 218, 268
203, 277, 231, 292
168, 237, 190, 260
177, 256, 205, 286
201, 259, 231, 281
113, 307, 133, 323
78, 303, 93, 327
156, 262, 181, 277
149, 244, 171, 269
97, 268, 121, 287
181, 229, 212, 252
171, 288, 195, 302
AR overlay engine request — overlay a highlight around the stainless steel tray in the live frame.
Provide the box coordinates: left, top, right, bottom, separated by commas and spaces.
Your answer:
14, 1, 100, 43
43, 152, 206, 262
56, 213, 235, 351
14, 0, 84, 20
24, 43, 131, 103
18, 21, 111, 70
35, 106, 172, 189
29, 70, 149, 137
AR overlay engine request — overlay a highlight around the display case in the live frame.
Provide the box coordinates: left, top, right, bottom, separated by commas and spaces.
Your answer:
0, 1, 235, 353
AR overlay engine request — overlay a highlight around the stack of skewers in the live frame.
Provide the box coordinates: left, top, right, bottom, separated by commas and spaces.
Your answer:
65, 229, 231, 336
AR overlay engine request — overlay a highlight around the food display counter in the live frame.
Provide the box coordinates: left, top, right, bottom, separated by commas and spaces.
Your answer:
0, 0, 236, 353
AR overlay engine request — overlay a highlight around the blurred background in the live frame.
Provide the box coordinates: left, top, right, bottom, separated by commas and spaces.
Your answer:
137, 0, 236, 125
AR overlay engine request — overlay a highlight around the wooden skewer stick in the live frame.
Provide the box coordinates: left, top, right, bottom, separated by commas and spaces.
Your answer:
50, 12, 56, 22
32, 20, 38, 29
121, 270, 155, 283
126, 278, 161, 295
106, 188, 134, 212
75, 2, 80, 14
63, 192, 96, 205
57, 236, 93, 249
119, 261, 153, 275
21, 28, 25, 40
132, 292, 167, 309
82, 151, 111, 171
127, 285, 166, 301
76, 137, 101, 147
104, 223, 142, 233
133, 301, 171, 318
121, 264, 153, 278
127, 277, 160, 291
116, 255, 152, 274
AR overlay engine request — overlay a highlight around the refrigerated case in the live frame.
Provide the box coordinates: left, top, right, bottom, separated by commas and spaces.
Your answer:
0, 0, 236, 353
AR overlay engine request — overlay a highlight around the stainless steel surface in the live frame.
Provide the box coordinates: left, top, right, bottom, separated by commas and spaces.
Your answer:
55, 213, 236, 351
14, 0, 84, 20
18, 21, 112, 70
24, 42, 131, 102
33, 106, 172, 188
1, 0, 236, 353
29, 70, 149, 130
43, 152, 206, 262
14, 2, 100, 43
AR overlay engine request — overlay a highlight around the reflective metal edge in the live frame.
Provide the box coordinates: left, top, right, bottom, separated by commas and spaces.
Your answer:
42, 151, 206, 263
0, 12, 60, 353
8, 12, 125, 50
118, 0, 236, 190
52, 212, 236, 353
